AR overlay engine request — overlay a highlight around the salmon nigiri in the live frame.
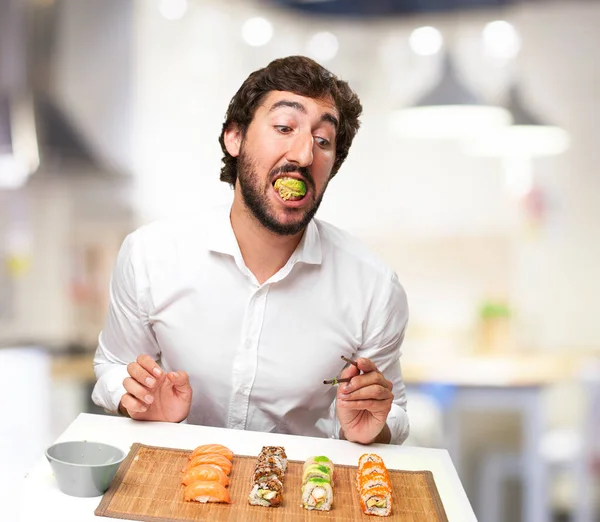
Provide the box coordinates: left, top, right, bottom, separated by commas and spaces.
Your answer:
183, 453, 233, 475
189, 444, 234, 462
184, 480, 231, 503
181, 464, 229, 487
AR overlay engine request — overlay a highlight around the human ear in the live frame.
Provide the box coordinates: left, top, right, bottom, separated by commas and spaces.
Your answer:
223, 124, 243, 158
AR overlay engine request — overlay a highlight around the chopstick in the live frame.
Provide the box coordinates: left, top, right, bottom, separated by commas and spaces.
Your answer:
340, 355, 359, 368
323, 356, 360, 385
323, 377, 352, 385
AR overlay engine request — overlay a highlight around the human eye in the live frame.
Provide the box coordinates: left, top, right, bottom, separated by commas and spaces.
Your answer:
274, 125, 293, 134
315, 136, 332, 148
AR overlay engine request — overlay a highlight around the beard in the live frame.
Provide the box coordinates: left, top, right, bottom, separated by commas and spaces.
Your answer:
236, 145, 327, 236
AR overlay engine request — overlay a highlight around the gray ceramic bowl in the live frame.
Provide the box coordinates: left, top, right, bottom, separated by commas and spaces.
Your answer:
45, 440, 126, 497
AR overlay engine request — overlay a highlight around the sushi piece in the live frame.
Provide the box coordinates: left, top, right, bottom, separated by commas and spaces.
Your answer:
358, 453, 386, 468
181, 464, 229, 487
301, 477, 333, 511
302, 463, 333, 484
248, 478, 283, 507
273, 178, 306, 201
183, 453, 232, 475
359, 485, 392, 517
184, 480, 231, 503
260, 446, 288, 472
257, 454, 286, 476
358, 473, 392, 496
248, 446, 287, 507
252, 462, 284, 483
357, 453, 392, 517
189, 444, 234, 462
303, 456, 334, 476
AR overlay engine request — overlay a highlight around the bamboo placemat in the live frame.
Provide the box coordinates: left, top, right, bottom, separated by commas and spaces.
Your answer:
95, 443, 448, 522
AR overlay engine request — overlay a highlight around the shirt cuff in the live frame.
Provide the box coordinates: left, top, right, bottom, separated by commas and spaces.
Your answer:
386, 403, 410, 445
91, 365, 129, 414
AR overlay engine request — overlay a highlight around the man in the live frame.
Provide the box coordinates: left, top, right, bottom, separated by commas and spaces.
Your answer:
92, 55, 409, 445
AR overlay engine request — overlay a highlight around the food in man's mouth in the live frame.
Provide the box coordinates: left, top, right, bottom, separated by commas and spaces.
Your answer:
274, 177, 306, 200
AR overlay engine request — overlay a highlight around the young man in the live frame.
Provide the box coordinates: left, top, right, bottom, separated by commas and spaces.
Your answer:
92, 56, 409, 445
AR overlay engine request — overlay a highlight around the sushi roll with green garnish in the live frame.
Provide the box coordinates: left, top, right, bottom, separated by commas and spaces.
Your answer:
301, 456, 334, 511
274, 178, 306, 200
301, 477, 333, 511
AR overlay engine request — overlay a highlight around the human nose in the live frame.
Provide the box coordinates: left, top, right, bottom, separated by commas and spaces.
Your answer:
286, 132, 314, 167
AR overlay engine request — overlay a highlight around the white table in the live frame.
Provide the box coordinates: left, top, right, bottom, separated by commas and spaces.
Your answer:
17, 413, 476, 521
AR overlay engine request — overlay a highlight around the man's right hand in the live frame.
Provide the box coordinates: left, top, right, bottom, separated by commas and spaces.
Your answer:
119, 354, 192, 423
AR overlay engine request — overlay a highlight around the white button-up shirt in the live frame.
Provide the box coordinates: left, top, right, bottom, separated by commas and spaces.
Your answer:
92, 205, 410, 443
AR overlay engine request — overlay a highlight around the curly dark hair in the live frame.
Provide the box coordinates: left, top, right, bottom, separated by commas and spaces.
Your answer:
219, 56, 362, 187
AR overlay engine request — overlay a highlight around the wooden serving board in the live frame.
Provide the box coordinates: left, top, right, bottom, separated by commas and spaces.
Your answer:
95, 443, 448, 521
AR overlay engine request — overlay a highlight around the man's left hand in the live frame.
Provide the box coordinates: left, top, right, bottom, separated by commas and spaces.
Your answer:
336, 357, 393, 444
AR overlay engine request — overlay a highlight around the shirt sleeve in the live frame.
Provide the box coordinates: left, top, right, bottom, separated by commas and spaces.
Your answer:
354, 271, 410, 444
91, 231, 161, 414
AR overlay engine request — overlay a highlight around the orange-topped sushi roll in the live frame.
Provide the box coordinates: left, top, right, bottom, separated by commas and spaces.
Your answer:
359, 485, 392, 516
357, 453, 392, 517
181, 464, 229, 487
184, 480, 231, 503
189, 444, 234, 462
183, 453, 232, 475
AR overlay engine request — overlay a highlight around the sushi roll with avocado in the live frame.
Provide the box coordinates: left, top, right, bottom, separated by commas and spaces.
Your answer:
274, 178, 306, 201
248, 478, 283, 507
303, 455, 334, 475
248, 446, 287, 507
301, 477, 333, 511
301, 456, 334, 511
302, 464, 333, 486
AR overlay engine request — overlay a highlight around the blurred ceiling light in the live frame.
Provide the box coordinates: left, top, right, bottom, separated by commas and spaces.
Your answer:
306, 31, 339, 62
482, 20, 521, 60
409, 26, 443, 56
390, 54, 512, 140
242, 17, 273, 47
158, 0, 188, 21
466, 85, 570, 157
0, 94, 39, 190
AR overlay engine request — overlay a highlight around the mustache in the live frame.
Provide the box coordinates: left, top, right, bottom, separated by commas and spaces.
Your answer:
270, 164, 314, 191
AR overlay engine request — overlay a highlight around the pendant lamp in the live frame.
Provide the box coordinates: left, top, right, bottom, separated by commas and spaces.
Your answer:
390, 53, 512, 140
466, 84, 570, 157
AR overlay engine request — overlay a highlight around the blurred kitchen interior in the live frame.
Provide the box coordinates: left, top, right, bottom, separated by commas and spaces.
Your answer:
1, 0, 599, 520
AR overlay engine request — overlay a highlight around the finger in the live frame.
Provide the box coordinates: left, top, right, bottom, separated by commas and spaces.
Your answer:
355, 357, 380, 374
340, 383, 394, 402
346, 371, 392, 392
123, 377, 155, 405
167, 371, 191, 390
120, 392, 149, 414
127, 360, 159, 389
339, 360, 360, 380
338, 364, 360, 397
167, 371, 193, 399
337, 397, 393, 412
136, 354, 164, 379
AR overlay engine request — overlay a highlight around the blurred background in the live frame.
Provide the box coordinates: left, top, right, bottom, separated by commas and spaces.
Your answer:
1, 0, 599, 520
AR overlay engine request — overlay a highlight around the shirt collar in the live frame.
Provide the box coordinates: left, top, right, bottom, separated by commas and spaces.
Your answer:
206, 204, 240, 257
206, 204, 322, 266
